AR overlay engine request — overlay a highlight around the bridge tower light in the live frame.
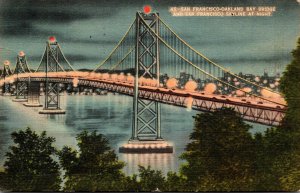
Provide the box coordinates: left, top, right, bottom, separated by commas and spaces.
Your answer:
48, 36, 57, 44
143, 5, 152, 14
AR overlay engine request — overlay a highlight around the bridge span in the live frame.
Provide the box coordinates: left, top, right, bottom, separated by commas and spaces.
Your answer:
5, 71, 285, 126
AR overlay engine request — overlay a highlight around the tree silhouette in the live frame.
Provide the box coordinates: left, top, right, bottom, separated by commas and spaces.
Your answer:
0, 128, 61, 191
280, 37, 300, 130
180, 108, 255, 191
58, 130, 125, 191
274, 37, 300, 191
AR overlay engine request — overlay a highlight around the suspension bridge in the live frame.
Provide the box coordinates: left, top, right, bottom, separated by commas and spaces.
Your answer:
0, 11, 286, 153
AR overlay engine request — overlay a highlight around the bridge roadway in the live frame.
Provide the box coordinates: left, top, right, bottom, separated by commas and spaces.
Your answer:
6, 72, 285, 126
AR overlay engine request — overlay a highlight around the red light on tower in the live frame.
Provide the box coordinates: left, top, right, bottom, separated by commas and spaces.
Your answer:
18, 51, 25, 57
3, 60, 10, 66
48, 36, 56, 43
143, 5, 151, 14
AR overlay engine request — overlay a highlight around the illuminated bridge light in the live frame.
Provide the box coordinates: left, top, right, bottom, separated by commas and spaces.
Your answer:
117, 73, 125, 81
111, 73, 118, 81
3, 60, 10, 66
184, 80, 197, 91
143, 5, 152, 14
166, 78, 178, 89
48, 36, 56, 43
204, 83, 217, 94
102, 73, 109, 80
18, 51, 25, 57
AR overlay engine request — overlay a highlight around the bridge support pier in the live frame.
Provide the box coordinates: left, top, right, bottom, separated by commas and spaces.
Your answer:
12, 98, 27, 102
119, 140, 173, 153
119, 11, 173, 153
24, 81, 42, 107
12, 82, 28, 102
39, 81, 65, 114
2, 84, 11, 96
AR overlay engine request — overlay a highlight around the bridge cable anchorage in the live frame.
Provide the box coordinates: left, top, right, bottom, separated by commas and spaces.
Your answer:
155, 13, 282, 96
138, 12, 285, 107
93, 19, 136, 72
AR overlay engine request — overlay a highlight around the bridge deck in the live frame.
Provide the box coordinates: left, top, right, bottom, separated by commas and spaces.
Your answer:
1, 71, 285, 126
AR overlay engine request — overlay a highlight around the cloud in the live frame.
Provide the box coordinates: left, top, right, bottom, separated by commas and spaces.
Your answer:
27, 53, 100, 63
212, 53, 291, 64
0, 0, 116, 36
60, 38, 120, 46
0, 0, 297, 73
65, 54, 101, 62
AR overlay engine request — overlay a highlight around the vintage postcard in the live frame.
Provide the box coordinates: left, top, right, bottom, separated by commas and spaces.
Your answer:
0, 0, 299, 192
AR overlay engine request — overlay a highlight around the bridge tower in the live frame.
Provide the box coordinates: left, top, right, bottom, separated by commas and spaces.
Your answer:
12, 51, 31, 102
38, 37, 66, 114
119, 11, 173, 153
132, 12, 161, 141
0, 60, 13, 95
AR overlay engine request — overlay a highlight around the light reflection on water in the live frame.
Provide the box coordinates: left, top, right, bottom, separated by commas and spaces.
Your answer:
0, 93, 268, 175
120, 153, 175, 175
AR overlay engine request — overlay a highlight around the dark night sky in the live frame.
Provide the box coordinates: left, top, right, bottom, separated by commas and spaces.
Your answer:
0, 0, 299, 74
